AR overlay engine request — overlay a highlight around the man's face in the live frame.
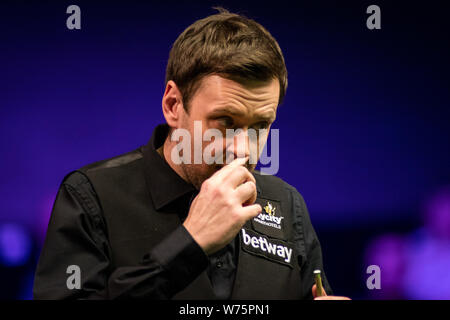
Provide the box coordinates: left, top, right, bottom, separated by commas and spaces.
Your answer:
177, 74, 279, 189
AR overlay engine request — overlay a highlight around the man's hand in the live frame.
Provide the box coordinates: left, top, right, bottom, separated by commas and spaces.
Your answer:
312, 284, 351, 300
183, 157, 262, 255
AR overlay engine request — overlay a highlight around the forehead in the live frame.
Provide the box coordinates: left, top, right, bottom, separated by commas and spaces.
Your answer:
190, 75, 279, 117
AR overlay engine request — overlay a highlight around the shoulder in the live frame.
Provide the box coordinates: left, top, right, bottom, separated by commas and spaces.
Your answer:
73, 147, 145, 188
78, 147, 144, 174
61, 147, 145, 198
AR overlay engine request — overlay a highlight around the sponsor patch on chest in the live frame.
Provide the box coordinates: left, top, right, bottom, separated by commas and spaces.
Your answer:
240, 228, 294, 268
252, 198, 286, 239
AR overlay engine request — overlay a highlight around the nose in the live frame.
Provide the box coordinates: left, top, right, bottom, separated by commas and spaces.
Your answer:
226, 128, 250, 161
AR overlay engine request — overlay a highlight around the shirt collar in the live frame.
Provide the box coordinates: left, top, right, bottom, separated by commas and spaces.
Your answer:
142, 124, 196, 210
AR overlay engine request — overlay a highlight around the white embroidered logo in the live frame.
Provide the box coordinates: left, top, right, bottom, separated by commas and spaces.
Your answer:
242, 229, 292, 263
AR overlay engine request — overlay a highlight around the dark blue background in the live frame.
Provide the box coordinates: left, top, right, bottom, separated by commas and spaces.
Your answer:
1, 0, 449, 299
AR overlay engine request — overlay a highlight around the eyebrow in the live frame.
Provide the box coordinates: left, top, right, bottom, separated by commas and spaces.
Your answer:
209, 106, 276, 122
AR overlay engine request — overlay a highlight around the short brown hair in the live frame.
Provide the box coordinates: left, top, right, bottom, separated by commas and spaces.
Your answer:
165, 8, 288, 111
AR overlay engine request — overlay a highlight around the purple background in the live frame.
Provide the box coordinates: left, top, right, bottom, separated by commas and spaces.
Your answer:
1, 0, 449, 299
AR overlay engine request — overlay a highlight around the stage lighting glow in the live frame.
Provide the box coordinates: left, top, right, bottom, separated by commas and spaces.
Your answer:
0, 223, 32, 267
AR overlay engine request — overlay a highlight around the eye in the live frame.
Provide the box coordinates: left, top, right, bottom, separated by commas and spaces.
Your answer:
251, 121, 270, 130
216, 116, 234, 128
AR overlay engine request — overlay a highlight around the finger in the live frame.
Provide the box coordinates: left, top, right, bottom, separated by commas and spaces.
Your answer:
312, 284, 327, 298
213, 157, 248, 181
235, 181, 257, 205
226, 165, 256, 188
240, 203, 262, 221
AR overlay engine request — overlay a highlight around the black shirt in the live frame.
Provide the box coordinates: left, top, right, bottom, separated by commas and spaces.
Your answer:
33, 124, 332, 299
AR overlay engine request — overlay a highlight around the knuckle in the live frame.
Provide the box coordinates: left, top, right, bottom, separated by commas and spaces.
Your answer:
243, 182, 256, 196
213, 185, 228, 199
223, 197, 234, 208
236, 166, 247, 175
211, 187, 220, 198
201, 179, 212, 191
248, 181, 256, 191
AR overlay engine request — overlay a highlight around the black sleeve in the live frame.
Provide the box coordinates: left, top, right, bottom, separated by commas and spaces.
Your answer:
288, 186, 334, 300
33, 171, 208, 300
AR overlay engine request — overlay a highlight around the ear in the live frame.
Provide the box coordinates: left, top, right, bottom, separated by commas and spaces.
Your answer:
162, 80, 185, 128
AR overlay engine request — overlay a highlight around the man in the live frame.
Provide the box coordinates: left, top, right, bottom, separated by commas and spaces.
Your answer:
34, 8, 347, 300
